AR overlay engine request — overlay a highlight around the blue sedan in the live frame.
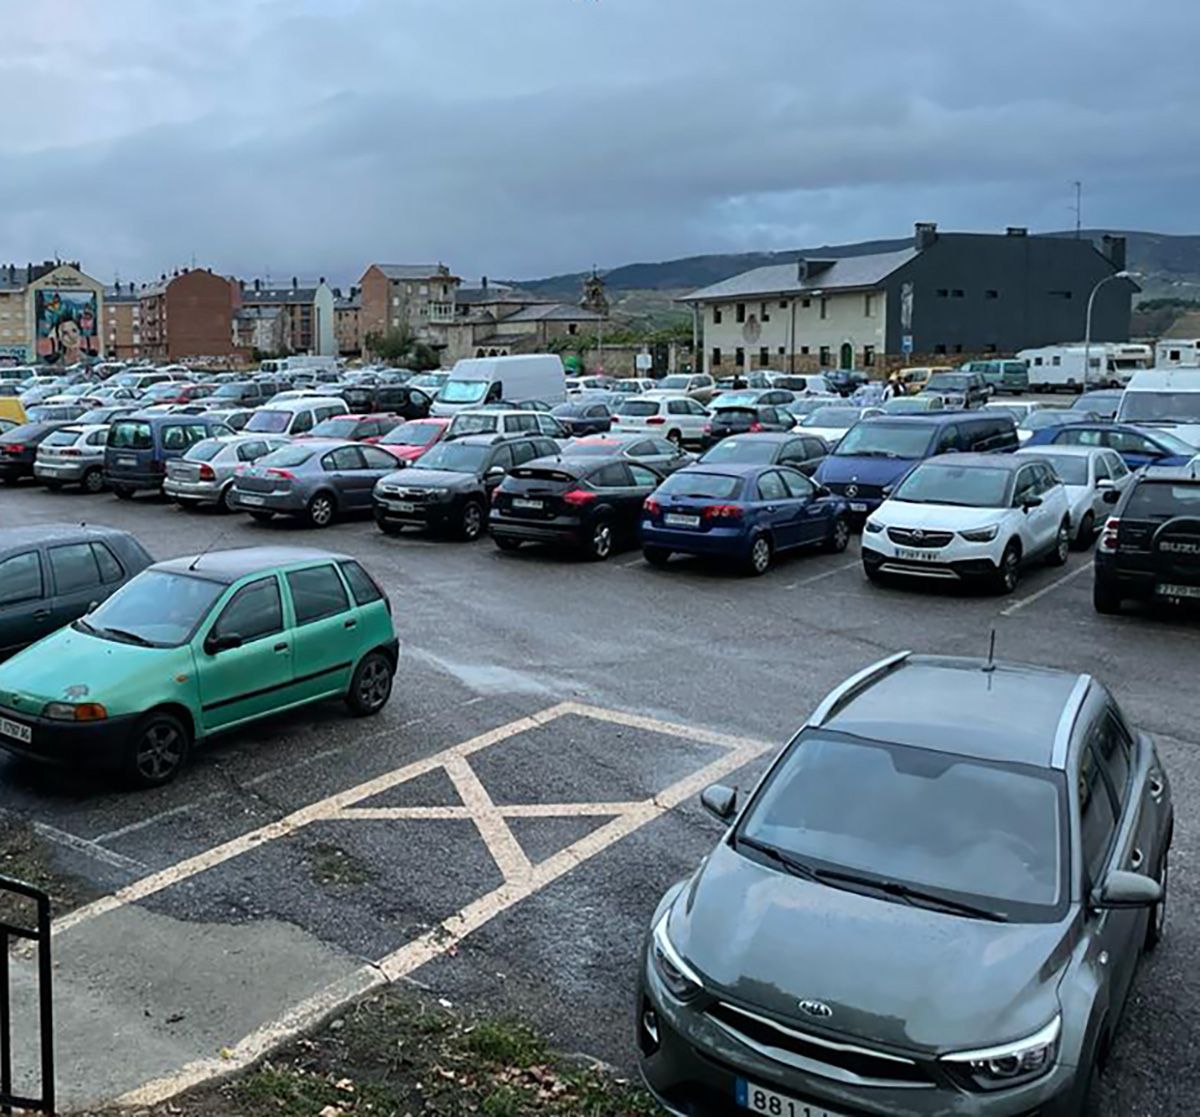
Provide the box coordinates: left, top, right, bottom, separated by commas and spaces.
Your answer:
1023, 422, 1196, 469
640, 463, 851, 576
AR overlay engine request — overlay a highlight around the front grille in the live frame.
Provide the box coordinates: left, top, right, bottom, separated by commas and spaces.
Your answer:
828, 482, 883, 500
887, 527, 954, 548
706, 1002, 931, 1088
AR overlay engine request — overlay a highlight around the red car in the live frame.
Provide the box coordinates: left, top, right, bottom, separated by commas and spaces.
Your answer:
376, 417, 452, 462
305, 413, 403, 443
138, 381, 217, 406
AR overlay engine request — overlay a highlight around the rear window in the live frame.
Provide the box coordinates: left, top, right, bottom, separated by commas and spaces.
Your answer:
244, 410, 291, 433
185, 439, 224, 462
1125, 481, 1200, 520
339, 560, 384, 607
259, 445, 315, 468
656, 471, 743, 499
108, 421, 153, 449
618, 400, 659, 416
42, 429, 84, 447
448, 414, 499, 436
561, 440, 621, 457
382, 422, 441, 447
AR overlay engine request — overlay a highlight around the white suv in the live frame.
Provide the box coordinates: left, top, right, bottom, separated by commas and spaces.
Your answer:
861, 453, 1071, 593
611, 394, 710, 447
444, 408, 565, 441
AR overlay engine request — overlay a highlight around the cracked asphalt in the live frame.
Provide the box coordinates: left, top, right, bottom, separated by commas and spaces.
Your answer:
0, 483, 1196, 1114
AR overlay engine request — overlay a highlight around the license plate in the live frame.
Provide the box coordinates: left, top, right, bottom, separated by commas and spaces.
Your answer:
119, 457, 137, 466
1156, 583, 1200, 599
736, 1078, 845, 1117
0, 716, 32, 746
664, 513, 701, 528
512, 498, 544, 510
895, 547, 939, 561
849, 502, 867, 512
389, 500, 416, 512
239, 494, 266, 507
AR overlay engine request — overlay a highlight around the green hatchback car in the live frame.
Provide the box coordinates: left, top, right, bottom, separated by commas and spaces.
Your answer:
0, 547, 399, 787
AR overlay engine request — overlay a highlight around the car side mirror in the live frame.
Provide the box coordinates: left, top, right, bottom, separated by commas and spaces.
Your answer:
700, 783, 738, 822
204, 632, 244, 656
1102, 488, 1120, 505
881, 484, 893, 497
486, 465, 506, 479
1093, 869, 1162, 910
1096, 478, 1114, 490
86, 600, 98, 614
1021, 496, 1043, 511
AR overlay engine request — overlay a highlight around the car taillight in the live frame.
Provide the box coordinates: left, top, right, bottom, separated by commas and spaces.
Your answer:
611, 415, 620, 423
198, 463, 216, 481
3, 444, 24, 454
267, 468, 294, 480
703, 504, 743, 521
1099, 517, 1120, 552
749, 422, 763, 432
60, 449, 83, 458
646, 416, 665, 425
562, 488, 597, 507
644, 497, 660, 514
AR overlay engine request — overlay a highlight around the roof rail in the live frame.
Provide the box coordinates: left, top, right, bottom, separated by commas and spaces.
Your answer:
809, 651, 911, 727
1052, 674, 1092, 767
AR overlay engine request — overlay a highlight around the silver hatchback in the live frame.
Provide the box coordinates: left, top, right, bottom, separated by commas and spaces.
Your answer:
33, 424, 110, 493
164, 434, 289, 511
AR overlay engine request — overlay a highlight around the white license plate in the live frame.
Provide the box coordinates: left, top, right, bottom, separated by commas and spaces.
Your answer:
239, 494, 266, 507
736, 1078, 845, 1117
0, 716, 32, 745
1157, 583, 1200, 599
389, 500, 416, 512
895, 547, 939, 562
849, 502, 867, 512
664, 513, 701, 528
119, 456, 137, 466
512, 498, 544, 510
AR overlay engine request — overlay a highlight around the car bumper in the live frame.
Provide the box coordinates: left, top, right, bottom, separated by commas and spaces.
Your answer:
231, 489, 307, 513
164, 478, 223, 504
862, 537, 1003, 581
373, 498, 458, 530
34, 462, 90, 482
640, 521, 748, 559
104, 468, 165, 491
0, 460, 34, 479
489, 518, 586, 547
1095, 556, 1200, 600
0, 703, 140, 769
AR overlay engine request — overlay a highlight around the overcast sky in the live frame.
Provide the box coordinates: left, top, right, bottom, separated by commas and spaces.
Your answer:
2, 0, 1197, 287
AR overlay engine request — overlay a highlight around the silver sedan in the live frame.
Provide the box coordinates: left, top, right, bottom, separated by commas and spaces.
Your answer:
33, 423, 111, 493
164, 434, 290, 512
1016, 444, 1134, 546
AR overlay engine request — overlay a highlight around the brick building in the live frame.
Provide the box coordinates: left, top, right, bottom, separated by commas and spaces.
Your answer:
104, 282, 142, 359
334, 288, 362, 356
138, 269, 235, 360
359, 263, 460, 355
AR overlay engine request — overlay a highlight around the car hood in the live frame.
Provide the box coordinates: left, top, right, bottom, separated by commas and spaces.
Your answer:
815, 454, 917, 487
872, 498, 1008, 532
385, 467, 476, 489
672, 844, 1069, 1053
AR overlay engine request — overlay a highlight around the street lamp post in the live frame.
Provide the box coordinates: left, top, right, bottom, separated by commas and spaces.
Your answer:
1084, 270, 1137, 389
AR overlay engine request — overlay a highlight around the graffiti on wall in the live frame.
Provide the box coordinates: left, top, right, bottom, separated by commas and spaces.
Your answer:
36, 288, 98, 364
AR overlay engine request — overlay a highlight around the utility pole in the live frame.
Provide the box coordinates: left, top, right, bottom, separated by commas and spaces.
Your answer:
1072, 181, 1082, 239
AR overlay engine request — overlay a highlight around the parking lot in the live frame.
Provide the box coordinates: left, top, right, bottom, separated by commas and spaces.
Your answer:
1, 481, 1197, 1113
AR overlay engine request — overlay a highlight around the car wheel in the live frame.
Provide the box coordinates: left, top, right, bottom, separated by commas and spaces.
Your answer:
744, 533, 773, 576
493, 534, 523, 552
113, 486, 134, 500
586, 518, 614, 561
1074, 511, 1095, 549
43, 479, 62, 492
1047, 519, 1070, 566
993, 543, 1021, 595
346, 651, 394, 717
125, 711, 190, 789
825, 516, 851, 553
82, 467, 105, 495
1145, 850, 1169, 951
459, 499, 485, 541
667, 429, 682, 446
1093, 577, 1122, 615
643, 546, 671, 568
250, 510, 275, 523
218, 484, 237, 513
307, 492, 336, 528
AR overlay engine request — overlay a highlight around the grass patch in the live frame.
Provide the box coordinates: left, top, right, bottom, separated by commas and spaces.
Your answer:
0, 813, 97, 926
466, 1020, 547, 1067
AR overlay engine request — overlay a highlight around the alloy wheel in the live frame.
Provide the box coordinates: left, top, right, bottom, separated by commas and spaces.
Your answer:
751, 536, 771, 574
592, 521, 613, 559
462, 501, 483, 540
1001, 549, 1019, 592
358, 658, 392, 710
83, 469, 104, 494
831, 519, 850, 552
310, 495, 334, 527
136, 724, 183, 782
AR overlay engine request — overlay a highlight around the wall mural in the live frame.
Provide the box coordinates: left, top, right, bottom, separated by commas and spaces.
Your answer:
36, 288, 98, 364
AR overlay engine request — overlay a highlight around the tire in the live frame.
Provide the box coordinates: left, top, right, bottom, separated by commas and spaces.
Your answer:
124, 711, 191, 789
992, 543, 1021, 595
825, 516, 851, 553
586, 518, 614, 561
864, 563, 888, 586
218, 484, 237, 514
250, 510, 275, 523
1093, 577, 1122, 615
643, 546, 671, 568
493, 534, 523, 552
113, 486, 134, 500
82, 467, 105, 495
1145, 850, 1169, 951
378, 521, 404, 537
1074, 511, 1095, 549
345, 651, 394, 717
744, 533, 773, 576
458, 499, 485, 542
307, 492, 336, 528
1047, 519, 1071, 567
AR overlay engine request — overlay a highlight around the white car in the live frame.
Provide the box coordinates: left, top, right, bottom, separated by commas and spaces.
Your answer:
1016, 445, 1133, 546
861, 453, 1072, 594
443, 408, 566, 441
798, 404, 882, 446
610, 394, 710, 447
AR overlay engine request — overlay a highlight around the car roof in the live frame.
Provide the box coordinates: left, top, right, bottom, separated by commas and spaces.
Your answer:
675, 461, 774, 477
571, 432, 657, 445
1139, 464, 1200, 483
711, 431, 795, 444
1, 523, 130, 549
862, 412, 991, 427
917, 452, 1025, 471
824, 654, 1084, 768
154, 546, 352, 585
446, 433, 520, 447
1016, 444, 1105, 459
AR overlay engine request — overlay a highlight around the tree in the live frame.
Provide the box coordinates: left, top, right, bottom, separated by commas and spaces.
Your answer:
363, 327, 443, 370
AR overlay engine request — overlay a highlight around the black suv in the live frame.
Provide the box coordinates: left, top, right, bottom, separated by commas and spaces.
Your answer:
340, 383, 434, 419
373, 433, 559, 541
1094, 465, 1200, 613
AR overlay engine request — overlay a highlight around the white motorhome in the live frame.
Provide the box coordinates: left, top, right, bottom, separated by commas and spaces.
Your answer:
1117, 369, 1200, 446
1019, 343, 1146, 392
1155, 339, 1200, 369
258, 355, 339, 376
431, 354, 567, 416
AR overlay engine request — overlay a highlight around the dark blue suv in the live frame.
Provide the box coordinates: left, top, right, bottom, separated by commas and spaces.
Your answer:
104, 413, 233, 498
813, 412, 1018, 519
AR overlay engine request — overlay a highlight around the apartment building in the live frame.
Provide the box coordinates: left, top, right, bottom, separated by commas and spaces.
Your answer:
138, 268, 235, 360
235, 278, 336, 355
104, 283, 142, 359
0, 261, 105, 364
359, 263, 460, 354
334, 288, 362, 356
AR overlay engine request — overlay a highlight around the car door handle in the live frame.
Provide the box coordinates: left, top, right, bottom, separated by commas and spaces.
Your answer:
765, 505, 777, 512
33, 609, 50, 620
1130, 848, 1144, 870
273, 642, 288, 652
1149, 776, 1165, 801
344, 618, 357, 629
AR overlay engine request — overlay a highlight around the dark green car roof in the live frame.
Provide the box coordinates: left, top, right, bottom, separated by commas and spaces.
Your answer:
154, 546, 353, 585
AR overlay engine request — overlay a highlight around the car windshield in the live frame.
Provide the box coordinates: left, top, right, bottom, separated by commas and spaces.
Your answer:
185, 439, 224, 462
1120, 392, 1200, 424
448, 414, 499, 436
834, 422, 934, 458
1126, 481, 1200, 520
310, 418, 360, 438
552, 402, 590, 417
440, 380, 490, 404
108, 421, 153, 449
1038, 455, 1090, 485
1074, 393, 1120, 411
658, 376, 690, 390
738, 731, 1064, 918
893, 462, 1012, 507
882, 398, 936, 414
413, 442, 489, 472
656, 471, 743, 499
80, 570, 226, 648
244, 410, 292, 433
925, 373, 970, 391
804, 407, 860, 429
701, 438, 778, 464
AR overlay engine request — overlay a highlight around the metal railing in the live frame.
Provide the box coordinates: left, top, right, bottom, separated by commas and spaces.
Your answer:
0, 876, 54, 1114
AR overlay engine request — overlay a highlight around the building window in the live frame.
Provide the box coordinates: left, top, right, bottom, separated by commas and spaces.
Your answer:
952, 289, 964, 299
713, 305, 722, 325
820, 298, 829, 320
735, 347, 745, 367
392, 296, 400, 307
1052, 355, 1062, 366
934, 344, 947, 355
953, 343, 963, 354
819, 345, 831, 366
864, 294, 874, 317
760, 302, 770, 322
863, 345, 875, 367
985, 289, 999, 300
800, 346, 810, 355
801, 298, 811, 309
936, 288, 949, 298
568, 323, 577, 335
736, 303, 746, 324
711, 347, 722, 367
779, 300, 788, 310
1050, 290, 1073, 299
777, 346, 786, 356
759, 347, 769, 367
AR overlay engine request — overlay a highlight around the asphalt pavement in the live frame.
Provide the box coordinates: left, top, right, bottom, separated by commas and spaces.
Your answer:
0, 481, 1196, 1114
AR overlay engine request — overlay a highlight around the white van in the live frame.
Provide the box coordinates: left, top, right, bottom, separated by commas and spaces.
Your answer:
242, 395, 348, 436
1117, 369, 1200, 446
259, 355, 339, 376
431, 354, 566, 416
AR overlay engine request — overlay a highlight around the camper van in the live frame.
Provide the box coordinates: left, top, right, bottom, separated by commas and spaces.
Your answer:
431, 354, 567, 416
258, 355, 339, 376
1118, 369, 1200, 446
1018, 343, 1147, 392
1155, 339, 1200, 369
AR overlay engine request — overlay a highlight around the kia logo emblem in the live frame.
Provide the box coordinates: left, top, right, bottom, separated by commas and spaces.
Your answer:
797, 1000, 833, 1019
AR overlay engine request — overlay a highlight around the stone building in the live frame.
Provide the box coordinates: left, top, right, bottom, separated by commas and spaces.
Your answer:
234, 278, 336, 355
359, 263, 460, 355
334, 288, 362, 357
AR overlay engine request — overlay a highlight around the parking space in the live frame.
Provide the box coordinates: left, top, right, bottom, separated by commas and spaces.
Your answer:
1, 482, 1198, 1113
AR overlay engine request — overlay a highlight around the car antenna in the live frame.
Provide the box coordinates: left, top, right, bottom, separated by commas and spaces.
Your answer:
188, 530, 230, 572
983, 628, 997, 673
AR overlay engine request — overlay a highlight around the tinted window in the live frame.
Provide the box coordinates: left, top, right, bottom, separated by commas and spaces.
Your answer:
1090, 711, 1132, 810
360, 446, 398, 470
1079, 745, 1118, 884
508, 414, 538, 433
91, 543, 124, 584
162, 425, 207, 450
656, 471, 743, 499
509, 439, 541, 467
339, 560, 383, 606
108, 421, 153, 449
236, 440, 269, 462
593, 463, 630, 488
212, 577, 283, 644
619, 400, 659, 417
49, 542, 101, 593
1125, 481, 1200, 520
286, 565, 350, 625
667, 400, 690, 415
290, 410, 315, 434
0, 552, 43, 605
627, 464, 659, 487
325, 446, 363, 471
756, 471, 788, 501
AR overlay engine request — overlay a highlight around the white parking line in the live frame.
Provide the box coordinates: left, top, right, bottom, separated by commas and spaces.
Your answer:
784, 558, 861, 592
1000, 563, 1091, 617
30, 822, 146, 873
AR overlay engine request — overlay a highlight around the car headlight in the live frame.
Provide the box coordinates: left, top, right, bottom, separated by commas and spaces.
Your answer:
651, 909, 703, 1002
863, 519, 884, 534
959, 524, 1000, 542
942, 1015, 1061, 1090
43, 702, 107, 722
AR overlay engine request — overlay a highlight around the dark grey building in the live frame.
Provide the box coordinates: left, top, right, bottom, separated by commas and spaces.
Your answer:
681, 224, 1135, 374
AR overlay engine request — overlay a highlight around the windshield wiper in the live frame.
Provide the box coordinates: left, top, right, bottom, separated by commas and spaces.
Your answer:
737, 836, 819, 880
73, 617, 97, 634
813, 867, 1008, 922
97, 627, 155, 647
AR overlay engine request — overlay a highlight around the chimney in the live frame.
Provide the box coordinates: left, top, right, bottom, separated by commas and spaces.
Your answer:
26, 263, 32, 283
914, 222, 938, 250
239, 279, 245, 291
481, 275, 489, 291
318, 276, 325, 286
1102, 234, 1127, 272
291, 276, 298, 291
254, 278, 261, 293
1006, 226, 1028, 238
796, 258, 834, 282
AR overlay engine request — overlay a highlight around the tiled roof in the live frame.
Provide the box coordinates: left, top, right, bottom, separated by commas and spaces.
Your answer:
679, 248, 918, 302
500, 303, 605, 323
240, 287, 317, 305
373, 264, 459, 282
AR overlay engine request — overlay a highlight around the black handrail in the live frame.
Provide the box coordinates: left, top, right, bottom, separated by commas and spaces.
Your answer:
0, 877, 54, 1114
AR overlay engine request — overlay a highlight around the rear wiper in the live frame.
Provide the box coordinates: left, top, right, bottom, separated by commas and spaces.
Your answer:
813, 867, 1008, 922
736, 836, 819, 881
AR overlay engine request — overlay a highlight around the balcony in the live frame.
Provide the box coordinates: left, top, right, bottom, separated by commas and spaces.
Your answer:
428, 302, 455, 323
